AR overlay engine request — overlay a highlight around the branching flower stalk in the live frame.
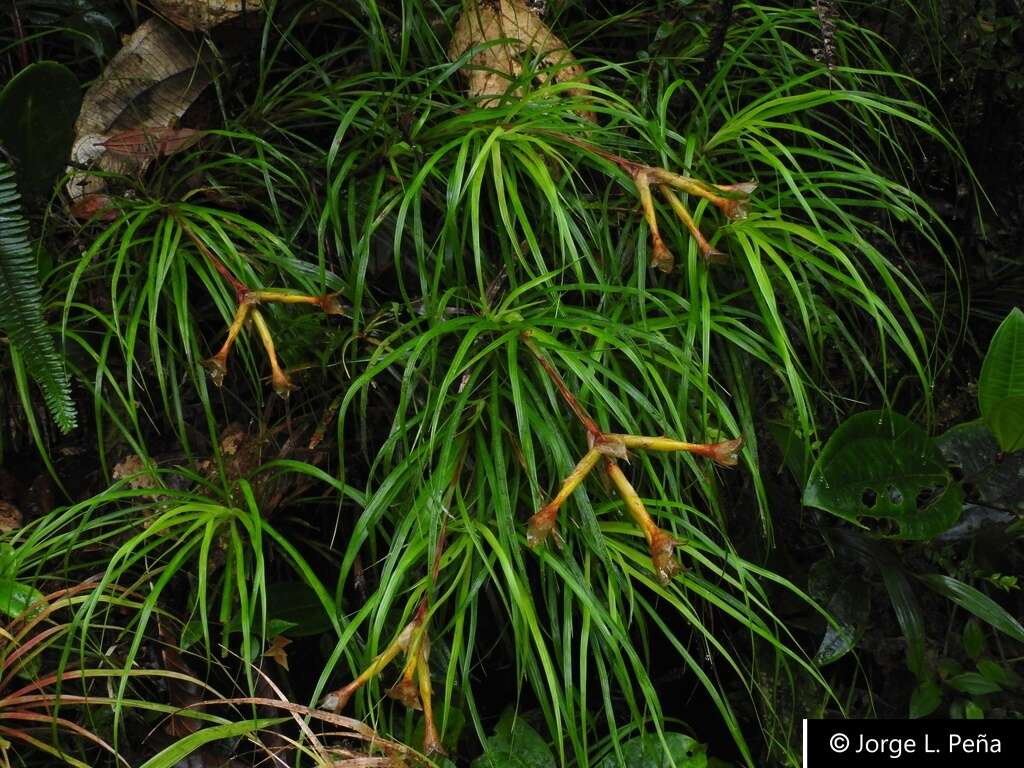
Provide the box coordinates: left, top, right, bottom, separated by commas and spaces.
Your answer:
523, 336, 743, 583
539, 131, 756, 272
178, 217, 346, 396
322, 445, 467, 756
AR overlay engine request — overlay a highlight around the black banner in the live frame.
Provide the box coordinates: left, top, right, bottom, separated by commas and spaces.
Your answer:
804, 719, 1021, 767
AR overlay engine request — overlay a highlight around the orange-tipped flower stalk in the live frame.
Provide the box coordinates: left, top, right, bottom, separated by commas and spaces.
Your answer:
604, 434, 744, 467
659, 187, 726, 264
203, 303, 250, 387
527, 447, 603, 547
417, 636, 445, 756
388, 627, 426, 710
321, 620, 417, 713
633, 168, 675, 272
605, 459, 683, 585
250, 308, 295, 397
645, 167, 756, 221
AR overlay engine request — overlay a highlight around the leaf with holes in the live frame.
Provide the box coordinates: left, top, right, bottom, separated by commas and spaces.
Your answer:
979, 307, 1024, 453
803, 411, 961, 539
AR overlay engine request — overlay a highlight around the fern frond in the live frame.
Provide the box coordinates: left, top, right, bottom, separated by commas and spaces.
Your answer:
0, 162, 76, 432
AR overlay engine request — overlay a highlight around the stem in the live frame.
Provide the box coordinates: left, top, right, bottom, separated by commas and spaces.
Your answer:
522, 337, 603, 439
176, 215, 249, 301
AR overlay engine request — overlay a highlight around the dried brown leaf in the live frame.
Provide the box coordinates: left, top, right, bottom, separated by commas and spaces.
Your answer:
153, 0, 264, 32
67, 18, 212, 208
0, 501, 23, 532
449, 0, 593, 119
101, 127, 202, 159
112, 454, 160, 491
263, 635, 292, 671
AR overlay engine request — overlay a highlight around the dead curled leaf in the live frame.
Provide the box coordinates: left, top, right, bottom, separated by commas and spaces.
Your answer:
0, 501, 23, 532
153, 0, 264, 32
112, 454, 161, 492
449, 0, 594, 120
101, 127, 203, 159
67, 17, 213, 212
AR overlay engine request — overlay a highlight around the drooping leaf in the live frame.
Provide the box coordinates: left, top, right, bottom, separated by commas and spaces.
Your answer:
596, 733, 708, 768
0, 162, 77, 432
978, 307, 1024, 452
0, 61, 81, 196
919, 574, 1024, 643
803, 411, 961, 539
66, 17, 212, 211
136, 719, 286, 768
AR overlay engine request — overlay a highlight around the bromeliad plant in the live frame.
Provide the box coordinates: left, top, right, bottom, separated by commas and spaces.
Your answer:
1, 0, 975, 765
521, 335, 743, 583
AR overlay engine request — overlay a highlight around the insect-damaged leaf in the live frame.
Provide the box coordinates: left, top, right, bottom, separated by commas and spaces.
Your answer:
803, 411, 962, 539
66, 17, 212, 212
449, 0, 593, 119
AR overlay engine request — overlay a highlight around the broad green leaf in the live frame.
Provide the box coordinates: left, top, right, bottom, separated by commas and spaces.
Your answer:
979, 308, 1024, 453
962, 620, 983, 659
946, 672, 1001, 695
986, 396, 1024, 453
597, 733, 708, 768
137, 719, 285, 768
937, 420, 1024, 513
264, 581, 334, 637
909, 680, 942, 719
807, 558, 869, 666
471, 712, 555, 768
919, 574, 1024, 642
803, 411, 961, 539
977, 659, 1020, 688
965, 701, 984, 719
0, 62, 81, 195
0, 578, 46, 618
